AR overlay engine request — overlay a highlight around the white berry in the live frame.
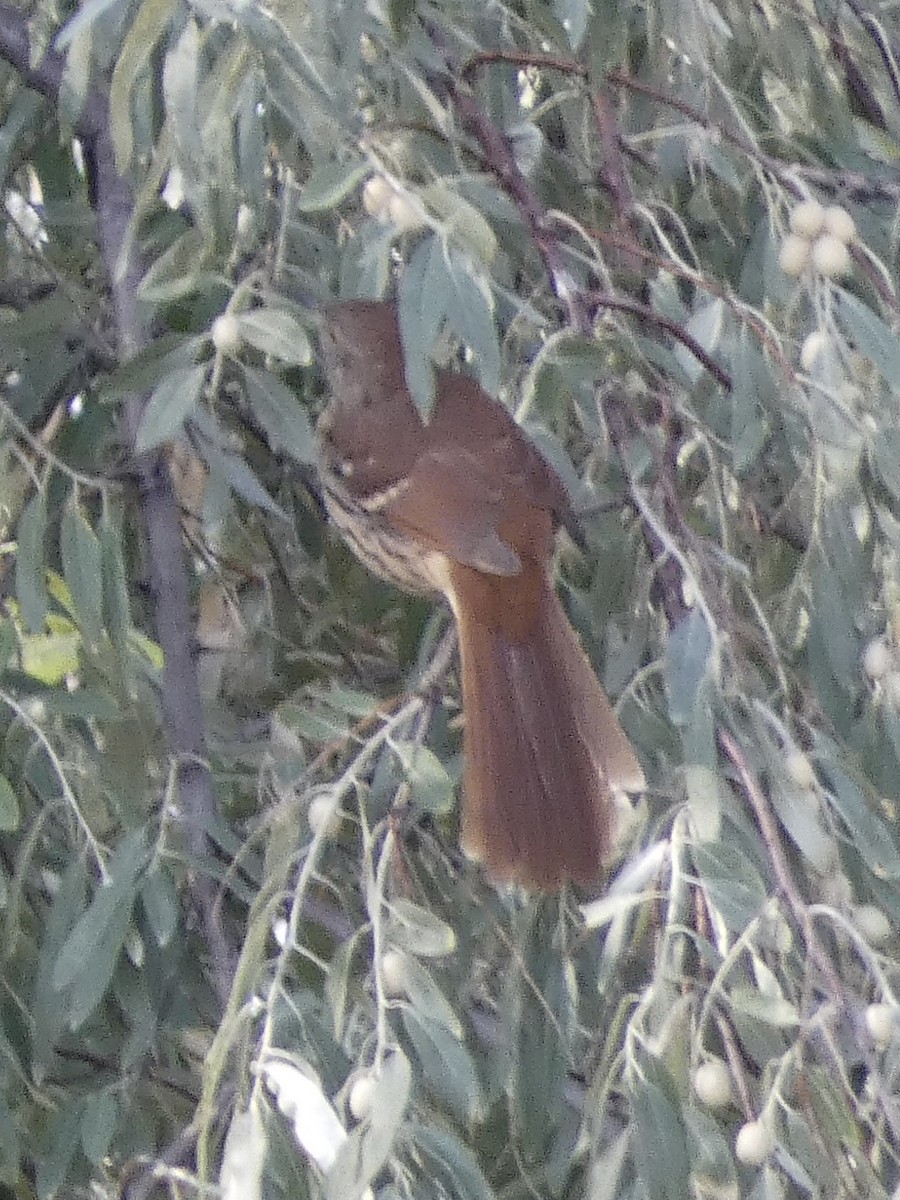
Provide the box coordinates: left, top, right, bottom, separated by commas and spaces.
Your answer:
211, 313, 242, 355
693, 1059, 733, 1108
386, 192, 421, 233
380, 949, 408, 998
361, 175, 392, 217
236, 204, 255, 242
348, 1073, 377, 1120
863, 638, 891, 680
786, 750, 816, 790
811, 234, 852, 278
800, 330, 828, 371
854, 905, 891, 946
308, 794, 341, 836
779, 234, 811, 277
735, 1119, 774, 1165
823, 205, 856, 244
789, 199, 826, 239
866, 1002, 896, 1046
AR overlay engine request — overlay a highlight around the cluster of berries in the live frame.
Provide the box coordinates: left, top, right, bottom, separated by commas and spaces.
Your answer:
779, 200, 856, 279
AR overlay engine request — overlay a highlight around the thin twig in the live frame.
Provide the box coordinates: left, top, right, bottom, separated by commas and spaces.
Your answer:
0, 4, 237, 1007
718, 728, 845, 1002
0, 688, 108, 881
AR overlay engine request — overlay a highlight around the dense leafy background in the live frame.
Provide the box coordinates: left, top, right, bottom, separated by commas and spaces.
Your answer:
1, 0, 900, 1196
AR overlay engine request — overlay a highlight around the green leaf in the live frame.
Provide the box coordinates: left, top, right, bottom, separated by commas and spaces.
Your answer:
444, 257, 501, 396
401, 1010, 481, 1124
397, 237, 446, 418
730, 983, 799, 1028
392, 743, 454, 817
0, 92, 42, 189
35, 1099, 83, 1200
135, 364, 207, 451
237, 309, 313, 365
691, 839, 768, 932
0, 1093, 21, 1185
196, 433, 285, 516
219, 1105, 266, 1200
294, 159, 368, 212
36, 686, 121, 721
100, 506, 132, 653
0, 776, 20, 832
392, 953, 462, 1038
630, 1063, 690, 1200
108, 0, 178, 171
100, 333, 205, 399
53, 829, 151, 993
869, 428, 900, 508
664, 608, 712, 727
138, 228, 213, 304
16, 490, 48, 634
817, 750, 900, 878
674, 298, 724, 384
163, 18, 200, 165
325, 929, 367, 1042
325, 1051, 411, 1200
421, 182, 498, 267
410, 1123, 494, 1200
81, 1092, 118, 1165
834, 289, 900, 385
730, 326, 773, 473
140, 866, 179, 948
32, 858, 87, 1077
21, 631, 80, 685
387, 899, 457, 957
387, 0, 416, 38
60, 504, 103, 647
682, 693, 720, 841
684, 1106, 736, 1191
242, 364, 316, 462
510, 907, 572, 1158
59, 22, 93, 123
55, 0, 127, 51
770, 783, 833, 874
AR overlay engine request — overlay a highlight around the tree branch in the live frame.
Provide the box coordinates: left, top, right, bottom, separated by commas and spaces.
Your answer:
0, 3, 236, 1006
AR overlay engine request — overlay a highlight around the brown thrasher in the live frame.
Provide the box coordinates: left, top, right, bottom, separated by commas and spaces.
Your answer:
317, 299, 644, 890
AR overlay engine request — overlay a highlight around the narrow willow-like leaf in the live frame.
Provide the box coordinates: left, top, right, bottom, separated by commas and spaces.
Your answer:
35, 1100, 83, 1200
16, 490, 48, 634
108, 0, 178, 170
401, 1010, 481, 1125
397, 238, 443, 419
80, 1092, 118, 1165
53, 829, 151, 993
409, 1124, 494, 1200
0, 776, 20, 832
237, 309, 313, 365
325, 1051, 411, 1200
630, 1063, 690, 1200
294, 159, 368, 212
664, 608, 713, 727
242, 364, 316, 461
135, 363, 206, 452
60, 504, 103, 647
100, 506, 132, 654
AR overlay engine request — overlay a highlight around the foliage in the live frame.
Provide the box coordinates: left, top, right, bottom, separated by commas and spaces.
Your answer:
0, 0, 899, 1197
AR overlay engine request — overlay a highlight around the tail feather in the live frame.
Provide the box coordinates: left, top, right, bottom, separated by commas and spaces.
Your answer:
451, 568, 643, 889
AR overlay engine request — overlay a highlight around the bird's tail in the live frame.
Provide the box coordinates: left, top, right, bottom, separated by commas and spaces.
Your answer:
449, 567, 644, 890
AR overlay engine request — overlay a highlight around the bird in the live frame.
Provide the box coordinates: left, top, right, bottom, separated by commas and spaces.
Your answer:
316, 298, 644, 890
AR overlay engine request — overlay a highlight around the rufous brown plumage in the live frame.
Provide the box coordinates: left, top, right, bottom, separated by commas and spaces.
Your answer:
317, 299, 644, 890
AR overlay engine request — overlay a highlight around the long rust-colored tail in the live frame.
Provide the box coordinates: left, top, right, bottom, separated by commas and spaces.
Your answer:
447, 563, 644, 890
